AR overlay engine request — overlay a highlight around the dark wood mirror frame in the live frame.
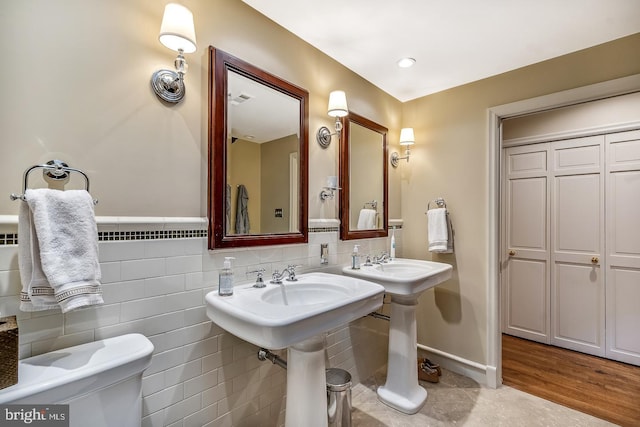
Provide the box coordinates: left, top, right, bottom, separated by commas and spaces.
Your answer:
208, 47, 309, 249
339, 112, 388, 240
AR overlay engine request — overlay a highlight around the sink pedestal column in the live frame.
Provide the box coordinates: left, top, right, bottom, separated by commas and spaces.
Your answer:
285, 334, 328, 427
377, 295, 427, 414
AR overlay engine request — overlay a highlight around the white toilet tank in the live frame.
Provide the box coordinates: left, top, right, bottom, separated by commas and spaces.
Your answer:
0, 333, 154, 427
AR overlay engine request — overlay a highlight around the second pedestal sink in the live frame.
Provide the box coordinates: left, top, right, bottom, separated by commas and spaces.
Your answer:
205, 272, 384, 427
342, 258, 452, 415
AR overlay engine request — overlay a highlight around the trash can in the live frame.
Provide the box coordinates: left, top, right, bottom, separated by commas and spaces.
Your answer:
326, 368, 352, 427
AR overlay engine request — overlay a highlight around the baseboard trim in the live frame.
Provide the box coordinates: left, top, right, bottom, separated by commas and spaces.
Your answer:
417, 343, 498, 388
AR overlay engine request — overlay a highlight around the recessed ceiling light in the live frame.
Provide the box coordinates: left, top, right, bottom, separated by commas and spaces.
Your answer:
397, 57, 416, 68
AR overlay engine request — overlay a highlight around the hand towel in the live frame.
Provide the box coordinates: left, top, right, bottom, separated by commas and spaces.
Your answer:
19, 189, 103, 313
357, 208, 377, 230
427, 208, 454, 253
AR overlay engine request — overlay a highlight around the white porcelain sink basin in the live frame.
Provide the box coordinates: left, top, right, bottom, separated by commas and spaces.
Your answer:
342, 258, 452, 297
205, 272, 384, 349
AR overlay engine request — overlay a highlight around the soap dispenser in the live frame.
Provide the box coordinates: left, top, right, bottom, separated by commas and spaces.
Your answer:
219, 257, 235, 296
351, 245, 361, 270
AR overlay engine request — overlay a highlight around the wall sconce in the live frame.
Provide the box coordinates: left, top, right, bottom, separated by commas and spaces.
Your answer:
316, 90, 348, 148
151, 3, 197, 103
320, 176, 339, 201
390, 128, 415, 167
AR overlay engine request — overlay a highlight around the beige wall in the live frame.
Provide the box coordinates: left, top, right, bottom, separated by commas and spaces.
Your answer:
260, 134, 298, 233
0, 0, 402, 219
401, 33, 640, 365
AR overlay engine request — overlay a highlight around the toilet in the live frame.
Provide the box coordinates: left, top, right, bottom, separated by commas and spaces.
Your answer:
0, 333, 154, 427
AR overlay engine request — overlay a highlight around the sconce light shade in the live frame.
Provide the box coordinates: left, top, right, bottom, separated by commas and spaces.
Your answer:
159, 3, 197, 53
317, 90, 349, 148
158, 3, 196, 53
391, 127, 415, 167
399, 127, 415, 145
151, 3, 197, 103
327, 90, 348, 117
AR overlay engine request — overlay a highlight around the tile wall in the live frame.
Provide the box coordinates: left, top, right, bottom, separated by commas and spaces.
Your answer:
0, 217, 401, 426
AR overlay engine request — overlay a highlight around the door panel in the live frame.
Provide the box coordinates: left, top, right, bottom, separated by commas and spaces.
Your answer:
553, 262, 604, 355
502, 144, 550, 343
606, 130, 640, 365
504, 259, 548, 338
550, 137, 605, 356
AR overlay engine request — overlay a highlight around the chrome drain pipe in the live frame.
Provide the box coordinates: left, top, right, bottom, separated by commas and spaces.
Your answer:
258, 348, 287, 370
368, 311, 390, 321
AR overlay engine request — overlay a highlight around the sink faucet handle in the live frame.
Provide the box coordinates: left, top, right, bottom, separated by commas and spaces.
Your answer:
285, 264, 302, 281
248, 268, 266, 288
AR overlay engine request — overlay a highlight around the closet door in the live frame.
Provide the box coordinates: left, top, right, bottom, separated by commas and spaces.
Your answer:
502, 143, 550, 343
550, 136, 605, 357
606, 129, 640, 366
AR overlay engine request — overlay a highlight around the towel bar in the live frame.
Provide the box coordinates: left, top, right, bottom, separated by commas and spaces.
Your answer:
426, 197, 446, 211
10, 160, 98, 204
364, 200, 378, 210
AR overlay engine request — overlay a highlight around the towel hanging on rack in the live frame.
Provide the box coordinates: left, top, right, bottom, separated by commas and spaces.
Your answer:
18, 189, 103, 313
357, 208, 377, 230
235, 184, 250, 234
426, 198, 454, 253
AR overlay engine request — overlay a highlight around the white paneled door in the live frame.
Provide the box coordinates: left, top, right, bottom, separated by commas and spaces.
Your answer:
606, 130, 640, 366
502, 143, 551, 343
503, 129, 640, 366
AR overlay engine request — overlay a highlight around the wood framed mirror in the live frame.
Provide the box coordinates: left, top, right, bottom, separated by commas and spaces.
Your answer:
339, 112, 388, 240
208, 47, 309, 249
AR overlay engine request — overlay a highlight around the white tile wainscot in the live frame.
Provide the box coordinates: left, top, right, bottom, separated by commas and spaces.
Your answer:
0, 216, 402, 426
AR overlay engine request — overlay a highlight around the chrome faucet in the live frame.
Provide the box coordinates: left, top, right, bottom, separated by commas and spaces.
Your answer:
372, 252, 389, 264
271, 265, 299, 284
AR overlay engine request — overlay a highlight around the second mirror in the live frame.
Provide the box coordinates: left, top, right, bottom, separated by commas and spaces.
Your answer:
339, 112, 388, 240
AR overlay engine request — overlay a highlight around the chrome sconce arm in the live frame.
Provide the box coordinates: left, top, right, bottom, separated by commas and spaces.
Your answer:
316, 117, 343, 148
390, 146, 412, 167
151, 49, 188, 103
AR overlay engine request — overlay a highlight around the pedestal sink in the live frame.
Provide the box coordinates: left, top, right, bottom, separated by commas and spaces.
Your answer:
205, 272, 384, 427
342, 258, 452, 414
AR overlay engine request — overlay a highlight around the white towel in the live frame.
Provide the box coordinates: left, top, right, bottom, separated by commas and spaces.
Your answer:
19, 189, 103, 313
427, 208, 454, 253
357, 208, 377, 230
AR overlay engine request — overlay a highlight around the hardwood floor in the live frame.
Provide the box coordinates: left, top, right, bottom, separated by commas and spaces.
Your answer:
502, 334, 640, 427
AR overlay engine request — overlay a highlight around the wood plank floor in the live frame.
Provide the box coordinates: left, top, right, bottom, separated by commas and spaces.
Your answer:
502, 334, 640, 427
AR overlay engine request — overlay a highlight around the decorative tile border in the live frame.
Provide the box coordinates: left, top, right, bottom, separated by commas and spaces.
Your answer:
0, 230, 208, 245
98, 229, 207, 241
0, 234, 18, 245
308, 226, 340, 233
0, 220, 402, 245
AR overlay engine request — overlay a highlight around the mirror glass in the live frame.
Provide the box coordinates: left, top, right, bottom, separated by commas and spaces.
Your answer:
339, 112, 388, 240
208, 47, 309, 249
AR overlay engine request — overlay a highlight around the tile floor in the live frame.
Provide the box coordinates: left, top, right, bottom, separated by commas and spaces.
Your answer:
350, 367, 615, 426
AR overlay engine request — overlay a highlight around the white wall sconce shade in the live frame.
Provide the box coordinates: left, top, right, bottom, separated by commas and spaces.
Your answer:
391, 127, 415, 167
317, 90, 349, 148
151, 3, 197, 103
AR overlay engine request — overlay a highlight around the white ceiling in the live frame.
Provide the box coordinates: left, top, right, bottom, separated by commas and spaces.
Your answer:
242, 0, 640, 102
